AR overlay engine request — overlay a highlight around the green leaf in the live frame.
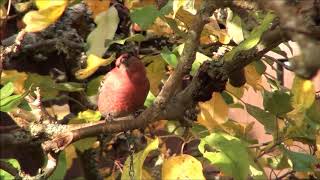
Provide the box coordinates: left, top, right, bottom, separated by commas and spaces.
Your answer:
0, 159, 20, 180
160, 47, 179, 68
56, 82, 84, 92
25, 73, 58, 99
245, 104, 276, 134
25, 73, 83, 100
86, 75, 104, 96
0, 82, 14, 100
130, 5, 161, 30
0, 91, 28, 112
121, 138, 159, 180
174, 43, 211, 75
86, 6, 119, 57
105, 34, 146, 50
48, 151, 67, 180
263, 90, 293, 116
283, 147, 316, 172
198, 132, 250, 180
0, 0, 8, 6
224, 12, 275, 61
253, 61, 266, 75
221, 91, 234, 104
144, 91, 155, 108
267, 154, 290, 170
306, 100, 320, 124
70, 109, 101, 123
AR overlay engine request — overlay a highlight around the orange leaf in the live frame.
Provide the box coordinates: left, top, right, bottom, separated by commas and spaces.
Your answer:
84, 0, 110, 18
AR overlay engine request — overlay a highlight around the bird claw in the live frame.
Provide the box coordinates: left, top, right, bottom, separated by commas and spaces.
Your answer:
134, 109, 144, 117
104, 114, 114, 122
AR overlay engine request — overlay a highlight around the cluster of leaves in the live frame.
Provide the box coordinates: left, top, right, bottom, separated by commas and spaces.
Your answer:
1, 0, 320, 180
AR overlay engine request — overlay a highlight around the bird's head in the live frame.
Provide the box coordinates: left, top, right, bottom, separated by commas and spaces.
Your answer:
115, 53, 146, 74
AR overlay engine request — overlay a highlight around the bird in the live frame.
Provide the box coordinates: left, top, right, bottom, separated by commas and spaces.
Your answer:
97, 53, 150, 119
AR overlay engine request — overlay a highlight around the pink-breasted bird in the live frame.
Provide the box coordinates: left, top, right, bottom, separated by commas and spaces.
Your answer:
97, 54, 150, 118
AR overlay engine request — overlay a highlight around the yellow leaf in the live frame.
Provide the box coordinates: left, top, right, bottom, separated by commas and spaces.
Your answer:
65, 145, 77, 169
197, 92, 229, 131
175, 8, 230, 44
75, 54, 114, 80
1, 70, 28, 94
84, 0, 110, 18
291, 75, 315, 110
23, 0, 68, 32
162, 154, 205, 180
35, 0, 67, 10
244, 63, 264, 91
143, 55, 167, 94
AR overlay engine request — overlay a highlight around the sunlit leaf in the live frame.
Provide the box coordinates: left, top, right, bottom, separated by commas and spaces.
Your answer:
0, 159, 20, 180
162, 154, 205, 180
173, 0, 195, 17
226, 8, 244, 44
84, 0, 110, 17
122, 138, 159, 180
224, 12, 275, 61
86, 6, 119, 57
197, 93, 229, 131
160, 47, 179, 68
245, 104, 276, 134
75, 54, 115, 80
0, 91, 28, 112
144, 91, 155, 108
23, 0, 68, 32
199, 132, 250, 180
291, 75, 315, 110
0, 82, 14, 100
70, 109, 101, 123
175, 43, 210, 75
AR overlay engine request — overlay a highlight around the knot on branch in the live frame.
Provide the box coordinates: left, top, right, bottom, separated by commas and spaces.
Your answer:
193, 60, 228, 102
